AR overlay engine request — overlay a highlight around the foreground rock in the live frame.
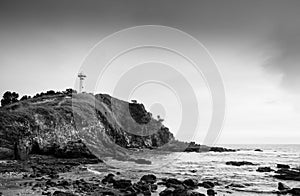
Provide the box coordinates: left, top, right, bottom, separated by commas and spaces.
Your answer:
278, 182, 291, 191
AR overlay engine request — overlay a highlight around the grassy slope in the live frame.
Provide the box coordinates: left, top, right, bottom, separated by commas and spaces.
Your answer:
0, 92, 174, 160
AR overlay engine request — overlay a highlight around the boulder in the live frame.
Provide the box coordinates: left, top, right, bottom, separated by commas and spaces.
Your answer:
288, 188, 300, 195
254, 149, 263, 152
256, 167, 274, 172
207, 189, 217, 196
113, 179, 132, 190
277, 164, 290, 169
159, 187, 175, 196
102, 173, 115, 184
140, 174, 157, 184
225, 183, 246, 188
225, 161, 256, 166
165, 178, 182, 185
278, 182, 290, 191
187, 190, 206, 196
183, 179, 198, 188
199, 181, 215, 189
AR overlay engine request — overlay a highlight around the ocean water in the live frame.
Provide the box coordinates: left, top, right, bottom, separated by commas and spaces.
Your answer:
90, 144, 300, 195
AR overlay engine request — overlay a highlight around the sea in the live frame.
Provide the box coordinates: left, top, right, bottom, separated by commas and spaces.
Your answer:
89, 144, 300, 196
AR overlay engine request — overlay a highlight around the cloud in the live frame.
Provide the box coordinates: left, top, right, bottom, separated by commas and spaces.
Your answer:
263, 24, 300, 93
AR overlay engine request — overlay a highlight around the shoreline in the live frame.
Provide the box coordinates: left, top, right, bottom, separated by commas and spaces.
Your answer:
1, 150, 300, 196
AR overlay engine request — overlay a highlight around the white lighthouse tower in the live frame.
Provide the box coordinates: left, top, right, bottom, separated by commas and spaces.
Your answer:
78, 72, 86, 93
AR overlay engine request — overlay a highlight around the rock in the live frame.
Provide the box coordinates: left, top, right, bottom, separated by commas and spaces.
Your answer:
209, 147, 236, 152
274, 169, 300, 181
186, 190, 206, 196
254, 149, 263, 152
278, 182, 291, 191
183, 179, 198, 188
151, 184, 158, 191
133, 181, 151, 192
134, 159, 152, 165
225, 161, 256, 166
277, 164, 290, 169
184, 143, 236, 153
225, 183, 246, 188
159, 187, 175, 196
207, 189, 217, 196
199, 181, 215, 189
140, 174, 157, 184
52, 191, 77, 196
256, 167, 274, 172
102, 173, 115, 184
288, 188, 300, 195
113, 179, 132, 190
165, 178, 182, 185
189, 169, 197, 173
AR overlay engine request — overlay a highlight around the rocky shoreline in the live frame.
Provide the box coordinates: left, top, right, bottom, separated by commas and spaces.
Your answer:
1, 155, 300, 196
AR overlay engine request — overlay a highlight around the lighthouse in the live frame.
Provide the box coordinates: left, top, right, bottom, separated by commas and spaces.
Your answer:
78, 72, 86, 93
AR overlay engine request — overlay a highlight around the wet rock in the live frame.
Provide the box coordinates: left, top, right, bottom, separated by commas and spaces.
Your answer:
140, 174, 157, 184
207, 189, 217, 196
254, 149, 263, 152
199, 181, 215, 189
113, 179, 132, 190
133, 181, 151, 192
102, 173, 115, 184
151, 184, 158, 191
53, 191, 77, 196
225, 183, 246, 188
187, 190, 206, 196
189, 169, 197, 173
274, 169, 300, 181
278, 182, 291, 191
225, 161, 256, 166
277, 164, 290, 169
209, 147, 236, 152
183, 179, 198, 188
159, 187, 175, 196
165, 178, 182, 185
288, 188, 300, 195
256, 167, 274, 172
135, 159, 152, 165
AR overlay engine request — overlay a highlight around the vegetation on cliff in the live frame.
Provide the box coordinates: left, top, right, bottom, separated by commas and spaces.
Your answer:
0, 90, 174, 160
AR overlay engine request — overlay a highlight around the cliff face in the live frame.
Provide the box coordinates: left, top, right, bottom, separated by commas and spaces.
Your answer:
0, 93, 174, 160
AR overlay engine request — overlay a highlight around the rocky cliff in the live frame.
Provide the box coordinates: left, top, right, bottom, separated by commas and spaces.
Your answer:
0, 92, 174, 160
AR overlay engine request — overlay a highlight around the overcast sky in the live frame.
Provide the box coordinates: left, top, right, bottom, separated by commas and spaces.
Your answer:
1, 0, 300, 144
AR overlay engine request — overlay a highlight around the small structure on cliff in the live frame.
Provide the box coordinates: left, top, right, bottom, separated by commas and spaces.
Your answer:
78, 72, 87, 93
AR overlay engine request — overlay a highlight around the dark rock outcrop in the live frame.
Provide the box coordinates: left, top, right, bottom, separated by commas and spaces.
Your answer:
256, 167, 274, 172
184, 142, 235, 153
274, 168, 300, 181
225, 161, 257, 166
277, 164, 290, 169
278, 182, 291, 191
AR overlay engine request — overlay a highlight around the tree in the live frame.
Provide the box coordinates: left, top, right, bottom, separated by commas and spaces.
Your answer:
63, 88, 77, 95
1, 91, 19, 107
20, 95, 31, 101
46, 90, 56, 95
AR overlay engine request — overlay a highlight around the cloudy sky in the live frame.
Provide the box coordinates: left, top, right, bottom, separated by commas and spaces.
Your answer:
1, 0, 300, 144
